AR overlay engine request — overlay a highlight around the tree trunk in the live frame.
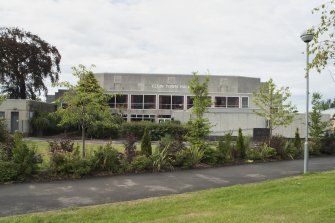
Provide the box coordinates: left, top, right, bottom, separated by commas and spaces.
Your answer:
19, 76, 27, 99
82, 125, 86, 158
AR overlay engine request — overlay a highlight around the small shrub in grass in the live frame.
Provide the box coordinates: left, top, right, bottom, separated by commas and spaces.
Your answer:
91, 143, 122, 173
48, 138, 74, 153
131, 155, 153, 173
151, 147, 172, 172
202, 147, 219, 166
141, 128, 152, 157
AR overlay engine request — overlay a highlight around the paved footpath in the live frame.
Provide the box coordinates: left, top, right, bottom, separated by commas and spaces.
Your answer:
1, 156, 335, 217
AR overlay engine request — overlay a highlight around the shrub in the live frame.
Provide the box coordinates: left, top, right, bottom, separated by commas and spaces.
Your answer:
269, 135, 287, 159
175, 146, 204, 168
91, 143, 122, 173
217, 133, 234, 163
124, 134, 136, 162
246, 144, 277, 161
131, 155, 152, 173
48, 138, 74, 153
120, 121, 187, 141
12, 132, 40, 180
202, 147, 219, 166
283, 141, 301, 160
158, 134, 185, 159
321, 130, 335, 154
0, 161, 19, 182
141, 128, 152, 157
152, 147, 172, 172
294, 128, 302, 151
236, 128, 246, 159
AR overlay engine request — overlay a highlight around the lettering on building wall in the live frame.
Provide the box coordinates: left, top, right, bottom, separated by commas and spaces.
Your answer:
151, 84, 189, 89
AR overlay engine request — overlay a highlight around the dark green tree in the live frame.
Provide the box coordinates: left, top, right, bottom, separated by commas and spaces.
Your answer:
141, 128, 152, 157
0, 27, 61, 99
309, 92, 329, 154
55, 65, 113, 158
186, 72, 212, 149
236, 128, 246, 159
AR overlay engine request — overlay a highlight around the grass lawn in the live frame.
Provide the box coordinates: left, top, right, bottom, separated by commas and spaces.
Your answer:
1, 171, 335, 223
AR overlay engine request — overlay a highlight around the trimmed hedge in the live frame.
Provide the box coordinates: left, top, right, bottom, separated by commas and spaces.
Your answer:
120, 121, 188, 141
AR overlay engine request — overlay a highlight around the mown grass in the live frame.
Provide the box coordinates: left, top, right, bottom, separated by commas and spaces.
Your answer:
1, 171, 335, 223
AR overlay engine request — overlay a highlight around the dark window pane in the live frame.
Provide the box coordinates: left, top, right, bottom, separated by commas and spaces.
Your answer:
108, 96, 116, 108
242, 97, 248, 108
144, 95, 156, 109
172, 96, 184, 110
159, 95, 171, 109
187, 96, 193, 109
227, 97, 239, 108
116, 95, 128, 109
215, 97, 226, 107
131, 95, 143, 109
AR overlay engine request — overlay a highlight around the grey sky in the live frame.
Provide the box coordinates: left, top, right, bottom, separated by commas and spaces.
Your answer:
1, 0, 333, 111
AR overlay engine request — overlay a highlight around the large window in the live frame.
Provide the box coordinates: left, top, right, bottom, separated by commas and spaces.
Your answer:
159, 95, 171, 109
144, 95, 156, 109
227, 97, 239, 108
215, 97, 227, 107
130, 114, 155, 122
108, 95, 128, 109
131, 95, 144, 109
242, 97, 249, 108
172, 96, 184, 110
131, 95, 156, 109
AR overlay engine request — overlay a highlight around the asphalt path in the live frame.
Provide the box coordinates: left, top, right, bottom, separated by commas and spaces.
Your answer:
1, 156, 335, 217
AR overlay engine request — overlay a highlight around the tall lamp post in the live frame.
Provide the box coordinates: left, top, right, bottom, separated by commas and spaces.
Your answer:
300, 30, 314, 174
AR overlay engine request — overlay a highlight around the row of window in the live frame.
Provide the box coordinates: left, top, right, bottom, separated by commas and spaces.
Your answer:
108, 95, 249, 110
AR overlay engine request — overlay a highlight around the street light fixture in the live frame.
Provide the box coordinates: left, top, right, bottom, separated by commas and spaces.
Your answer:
300, 30, 314, 174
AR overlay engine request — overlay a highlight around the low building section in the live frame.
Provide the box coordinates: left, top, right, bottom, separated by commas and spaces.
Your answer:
0, 99, 55, 135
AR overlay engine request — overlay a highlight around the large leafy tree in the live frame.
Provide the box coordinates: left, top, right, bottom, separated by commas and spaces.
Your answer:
309, 92, 329, 154
253, 79, 297, 141
186, 72, 212, 149
55, 65, 113, 158
0, 27, 61, 99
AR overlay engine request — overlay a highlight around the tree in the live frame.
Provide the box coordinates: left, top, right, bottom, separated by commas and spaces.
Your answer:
253, 78, 297, 141
141, 128, 152, 157
309, 92, 329, 154
55, 65, 113, 158
294, 128, 302, 151
0, 27, 61, 99
186, 72, 212, 149
236, 128, 246, 159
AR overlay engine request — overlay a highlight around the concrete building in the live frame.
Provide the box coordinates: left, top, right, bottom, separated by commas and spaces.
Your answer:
0, 99, 55, 134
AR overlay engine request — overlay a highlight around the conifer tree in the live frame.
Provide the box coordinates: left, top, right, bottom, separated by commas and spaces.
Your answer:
141, 128, 152, 157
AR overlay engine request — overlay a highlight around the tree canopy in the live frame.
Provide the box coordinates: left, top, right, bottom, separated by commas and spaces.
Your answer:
55, 65, 113, 158
0, 27, 61, 99
253, 79, 297, 141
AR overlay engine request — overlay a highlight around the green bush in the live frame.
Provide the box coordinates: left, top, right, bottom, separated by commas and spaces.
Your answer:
246, 144, 277, 161
294, 128, 302, 151
0, 161, 19, 182
236, 128, 246, 159
151, 147, 172, 172
202, 147, 219, 166
283, 141, 301, 160
131, 155, 153, 173
175, 146, 204, 168
269, 135, 287, 159
91, 143, 122, 173
141, 128, 152, 157
158, 134, 185, 159
217, 133, 234, 163
321, 130, 335, 154
124, 134, 136, 162
120, 121, 187, 141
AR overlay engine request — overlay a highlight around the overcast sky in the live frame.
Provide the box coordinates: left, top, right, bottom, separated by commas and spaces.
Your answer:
1, 0, 334, 111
